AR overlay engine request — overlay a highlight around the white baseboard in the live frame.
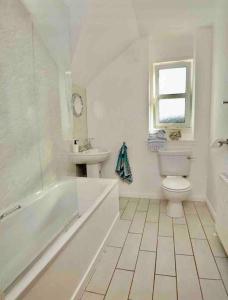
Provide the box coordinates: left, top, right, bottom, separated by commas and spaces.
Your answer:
71, 212, 119, 300
120, 193, 207, 203
190, 196, 206, 202
120, 192, 162, 200
206, 197, 217, 221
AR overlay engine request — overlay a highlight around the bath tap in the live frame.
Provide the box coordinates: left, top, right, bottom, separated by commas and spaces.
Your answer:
0, 204, 21, 220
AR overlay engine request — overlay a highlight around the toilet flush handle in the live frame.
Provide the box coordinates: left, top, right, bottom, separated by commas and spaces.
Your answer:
187, 156, 195, 160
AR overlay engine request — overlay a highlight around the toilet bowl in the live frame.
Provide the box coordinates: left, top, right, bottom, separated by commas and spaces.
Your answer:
162, 176, 191, 218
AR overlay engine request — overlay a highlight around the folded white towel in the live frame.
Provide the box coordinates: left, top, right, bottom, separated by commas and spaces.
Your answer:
148, 130, 167, 152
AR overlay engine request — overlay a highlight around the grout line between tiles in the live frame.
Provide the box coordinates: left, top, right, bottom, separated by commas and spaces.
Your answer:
159, 234, 174, 238
126, 198, 147, 300
120, 198, 130, 218
84, 197, 130, 297
127, 232, 143, 236
137, 249, 157, 253
193, 202, 228, 296
82, 199, 227, 300
151, 200, 161, 300
105, 245, 122, 249
101, 197, 139, 299
183, 206, 204, 300
155, 273, 176, 278
172, 217, 178, 300
84, 290, 105, 296
199, 277, 226, 281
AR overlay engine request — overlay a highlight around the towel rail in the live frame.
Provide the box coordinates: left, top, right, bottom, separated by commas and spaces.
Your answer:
0, 204, 21, 221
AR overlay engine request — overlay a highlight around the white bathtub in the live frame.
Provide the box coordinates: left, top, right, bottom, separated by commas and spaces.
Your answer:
0, 177, 119, 300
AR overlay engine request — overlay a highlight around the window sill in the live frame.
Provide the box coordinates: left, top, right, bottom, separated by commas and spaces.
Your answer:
167, 139, 195, 144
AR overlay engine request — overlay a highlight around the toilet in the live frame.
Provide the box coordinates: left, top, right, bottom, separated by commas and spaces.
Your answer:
158, 150, 192, 218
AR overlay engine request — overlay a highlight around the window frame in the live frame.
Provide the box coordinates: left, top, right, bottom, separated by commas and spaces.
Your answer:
153, 60, 193, 129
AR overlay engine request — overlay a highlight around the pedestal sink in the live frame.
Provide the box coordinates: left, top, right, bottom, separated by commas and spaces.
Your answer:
69, 148, 110, 177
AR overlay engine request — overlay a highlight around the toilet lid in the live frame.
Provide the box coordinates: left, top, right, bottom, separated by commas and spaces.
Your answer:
162, 176, 191, 191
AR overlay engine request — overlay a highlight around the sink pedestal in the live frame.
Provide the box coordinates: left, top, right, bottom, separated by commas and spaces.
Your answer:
70, 148, 110, 178
87, 164, 101, 178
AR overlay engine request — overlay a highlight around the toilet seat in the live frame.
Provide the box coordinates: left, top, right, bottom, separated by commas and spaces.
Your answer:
162, 176, 191, 192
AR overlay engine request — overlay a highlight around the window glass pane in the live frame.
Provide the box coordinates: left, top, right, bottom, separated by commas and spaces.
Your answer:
159, 67, 186, 95
159, 98, 186, 123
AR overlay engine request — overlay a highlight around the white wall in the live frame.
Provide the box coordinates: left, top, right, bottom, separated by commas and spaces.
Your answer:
21, 0, 74, 140
87, 38, 156, 198
133, 0, 215, 36
0, 0, 74, 210
207, 0, 228, 214
87, 28, 213, 200
193, 27, 213, 201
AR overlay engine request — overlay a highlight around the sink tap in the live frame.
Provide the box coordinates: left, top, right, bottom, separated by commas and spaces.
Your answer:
79, 138, 94, 152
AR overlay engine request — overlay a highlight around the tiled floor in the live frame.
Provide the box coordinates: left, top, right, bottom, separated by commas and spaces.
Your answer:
81, 198, 228, 300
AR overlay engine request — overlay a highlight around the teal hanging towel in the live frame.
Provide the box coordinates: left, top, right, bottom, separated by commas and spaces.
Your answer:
115, 142, 133, 184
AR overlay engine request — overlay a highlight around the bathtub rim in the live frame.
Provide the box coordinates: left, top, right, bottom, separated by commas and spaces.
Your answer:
3, 177, 118, 300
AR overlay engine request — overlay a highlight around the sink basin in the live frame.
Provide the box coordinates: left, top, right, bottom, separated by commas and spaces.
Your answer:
70, 148, 110, 165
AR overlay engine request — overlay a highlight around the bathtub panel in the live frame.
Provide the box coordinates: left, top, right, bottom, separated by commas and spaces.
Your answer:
19, 184, 119, 300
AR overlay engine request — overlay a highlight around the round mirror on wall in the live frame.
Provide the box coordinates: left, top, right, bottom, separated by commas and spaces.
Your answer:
72, 93, 84, 117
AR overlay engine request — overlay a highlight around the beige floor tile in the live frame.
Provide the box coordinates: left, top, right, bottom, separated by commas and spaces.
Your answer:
129, 251, 156, 300
117, 233, 141, 271
150, 199, 160, 204
159, 213, 173, 237
140, 222, 158, 252
82, 292, 104, 300
153, 275, 177, 300
185, 213, 206, 239
160, 200, 168, 213
129, 212, 146, 234
107, 220, 131, 248
105, 269, 133, 300
173, 217, 186, 225
137, 199, 149, 212
121, 200, 138, 220
195, 203, 214, 226
216, 257, 228, 292
176, 255, 202, 300
203, 225, 227, 257
146, 203, 159, 223
200, 279, 228, 300
119, 197, 129, 210
194, 201, 207, 207
130, 199, 139, 203
192, 239, 220, 279
183, 201, 197, 214
174, 224, 192, 255
156, 237, 175, 276
87, 247, 121, 294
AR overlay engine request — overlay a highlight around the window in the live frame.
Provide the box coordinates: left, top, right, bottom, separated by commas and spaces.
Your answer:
152, 60, 193, 128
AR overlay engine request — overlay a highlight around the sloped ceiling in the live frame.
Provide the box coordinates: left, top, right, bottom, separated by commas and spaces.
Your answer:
63, 0, 89, 56
69, 0, 139, 86
65, 0, 216, 87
